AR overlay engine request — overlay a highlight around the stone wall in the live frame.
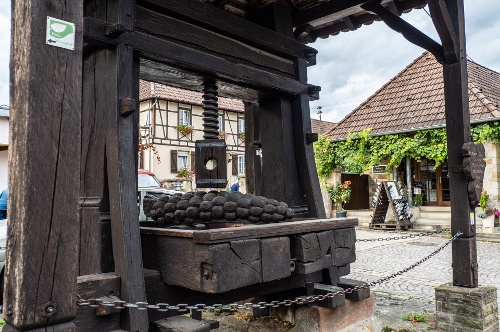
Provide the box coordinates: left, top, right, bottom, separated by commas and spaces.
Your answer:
483, 142, 500, 202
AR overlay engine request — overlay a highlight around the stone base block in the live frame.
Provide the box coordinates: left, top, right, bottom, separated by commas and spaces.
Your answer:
291, 294, 375, 332
435, 283, 499, 331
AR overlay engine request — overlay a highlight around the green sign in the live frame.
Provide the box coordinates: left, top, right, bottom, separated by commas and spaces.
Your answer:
46, 16, 75, 50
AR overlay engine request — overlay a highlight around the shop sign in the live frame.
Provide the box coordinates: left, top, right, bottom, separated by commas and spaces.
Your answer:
372, 165, 386, 174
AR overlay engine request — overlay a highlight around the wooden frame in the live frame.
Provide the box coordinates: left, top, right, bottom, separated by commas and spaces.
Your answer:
6, 0, 475, 330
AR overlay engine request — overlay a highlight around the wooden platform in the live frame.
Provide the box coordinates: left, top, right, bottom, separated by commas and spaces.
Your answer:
140, 218, 358, 244
370, 222, 411, 231
141, 218, 358, 293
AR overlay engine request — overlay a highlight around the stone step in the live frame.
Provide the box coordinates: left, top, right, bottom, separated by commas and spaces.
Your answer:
419, 206, 451, 212
418, 211, 451, 220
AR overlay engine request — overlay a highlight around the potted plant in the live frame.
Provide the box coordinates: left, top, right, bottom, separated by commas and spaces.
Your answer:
410, 193, 423, 221
238, 132, 245, 142
477, 190, 495, 228
177, 167, 195, 179
326, 181, 351, 218
176, 124, 195, 137
218, 130, 226, 139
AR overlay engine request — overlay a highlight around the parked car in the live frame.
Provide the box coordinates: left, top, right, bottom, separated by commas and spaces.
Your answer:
0, 219, 7, 304
138, 170, 183, 221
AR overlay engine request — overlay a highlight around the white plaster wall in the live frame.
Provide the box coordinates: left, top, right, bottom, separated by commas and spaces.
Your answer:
140, 100, 246, 193
0, 150, 7, 189
0, 118, 8, 145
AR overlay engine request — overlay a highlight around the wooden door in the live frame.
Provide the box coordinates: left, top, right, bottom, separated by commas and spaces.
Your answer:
341, 174, 369, 210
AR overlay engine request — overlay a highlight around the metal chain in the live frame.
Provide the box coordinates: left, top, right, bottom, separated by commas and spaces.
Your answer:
77, 232, 461, 312
356, 228, 451, 242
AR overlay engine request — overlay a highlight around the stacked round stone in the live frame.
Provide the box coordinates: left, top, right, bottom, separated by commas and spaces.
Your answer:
146, 191, 294, 226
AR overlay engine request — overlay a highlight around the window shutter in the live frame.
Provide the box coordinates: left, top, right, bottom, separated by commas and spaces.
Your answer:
232, 155, 238, 176
171, 150, 178, 173
190, 151, 195, 170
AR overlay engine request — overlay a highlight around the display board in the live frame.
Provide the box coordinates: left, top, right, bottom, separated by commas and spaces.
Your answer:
370, 181, 412, 230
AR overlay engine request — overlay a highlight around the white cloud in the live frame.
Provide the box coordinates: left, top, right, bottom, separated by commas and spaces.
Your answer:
0, 2, 10, 106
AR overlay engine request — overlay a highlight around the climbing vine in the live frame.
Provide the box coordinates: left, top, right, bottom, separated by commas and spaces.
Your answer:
314, 122, 500, 179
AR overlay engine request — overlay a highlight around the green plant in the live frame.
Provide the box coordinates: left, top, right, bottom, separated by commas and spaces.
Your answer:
0, 318, 5, 327
238, 132, 245, 141
314, 122, 500, 180
177, 167, 195, 178
402, 312, 427, 323
218, 130, 226, 139
326, 181, 352, 211
176, 124, 195, 136
479, 190, 489, 211
413, 194, 423, 207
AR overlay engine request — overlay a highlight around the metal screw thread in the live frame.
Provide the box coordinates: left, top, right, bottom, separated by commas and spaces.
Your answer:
202, 81, 219, 139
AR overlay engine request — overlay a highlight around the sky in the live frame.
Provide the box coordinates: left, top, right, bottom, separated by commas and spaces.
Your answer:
1, 1, 500, 123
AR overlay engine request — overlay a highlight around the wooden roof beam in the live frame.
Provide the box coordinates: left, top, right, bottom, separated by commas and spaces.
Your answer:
137, 0, 316, 61
362, 1, 444, 63
428, 0, 459, 63
292, 0, 370, 27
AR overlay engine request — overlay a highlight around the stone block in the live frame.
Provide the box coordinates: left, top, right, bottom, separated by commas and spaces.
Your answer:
291, 295, 375, 332
153, 316, 210, 332
435, 283, 499, 331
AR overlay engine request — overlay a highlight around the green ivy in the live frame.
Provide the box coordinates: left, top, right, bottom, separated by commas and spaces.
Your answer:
314, 122, 500, 179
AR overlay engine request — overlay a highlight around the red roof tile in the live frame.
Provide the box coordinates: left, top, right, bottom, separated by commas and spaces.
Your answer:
139, 80, 244, 113
311, 119, 337, 135
327, 53, 500, 140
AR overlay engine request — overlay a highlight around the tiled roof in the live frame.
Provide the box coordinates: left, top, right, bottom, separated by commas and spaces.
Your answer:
311, 119, 336, 135
327, 52, 500, 140
139, 80, 245, 113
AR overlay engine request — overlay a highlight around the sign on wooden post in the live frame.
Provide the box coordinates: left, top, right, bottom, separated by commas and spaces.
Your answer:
462, 142, 486, 209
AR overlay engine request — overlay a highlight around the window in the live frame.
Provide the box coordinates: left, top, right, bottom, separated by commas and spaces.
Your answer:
179, 107, 191, 126
238, 155, 245, 175
177, 151, 188, 170
238, 118, 245, 134
218, 113, 224, 131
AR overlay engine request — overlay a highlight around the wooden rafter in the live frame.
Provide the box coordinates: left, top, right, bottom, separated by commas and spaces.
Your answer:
428, 0, 459, 63
362, 1, 444, 63
292, 0, 369, 26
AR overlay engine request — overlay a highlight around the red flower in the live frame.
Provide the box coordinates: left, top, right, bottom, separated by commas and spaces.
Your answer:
346, 181, 351, 185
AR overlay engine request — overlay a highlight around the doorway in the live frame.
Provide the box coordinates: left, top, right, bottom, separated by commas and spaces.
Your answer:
341, 174, 369, 210
414, 159, 450, 206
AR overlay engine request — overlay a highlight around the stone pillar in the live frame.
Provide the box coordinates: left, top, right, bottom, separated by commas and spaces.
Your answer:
435, 283, 498, 331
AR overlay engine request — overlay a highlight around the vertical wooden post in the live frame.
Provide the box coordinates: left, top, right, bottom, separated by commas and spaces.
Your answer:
244, 102, 261, 195
430, 0, 477, 287
6, 1, 82, 330
250, 3, 325, 217
106, 44, 148, 331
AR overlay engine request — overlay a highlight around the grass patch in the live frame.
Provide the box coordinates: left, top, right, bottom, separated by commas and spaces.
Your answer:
382, 327, 411, 332
402, 312, 427, 323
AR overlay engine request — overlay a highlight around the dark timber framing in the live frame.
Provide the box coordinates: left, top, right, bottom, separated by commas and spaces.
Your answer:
7, 0, 476, 331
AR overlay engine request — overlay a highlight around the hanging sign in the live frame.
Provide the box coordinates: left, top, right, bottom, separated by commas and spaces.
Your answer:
46, 16, 75, 50
462, 142, 486, 209
372, 165, 387, 174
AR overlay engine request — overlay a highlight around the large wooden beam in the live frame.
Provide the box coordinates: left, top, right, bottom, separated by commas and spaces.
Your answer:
134, 6, 296, 77
431, 0, 477, 287
5, 0, 82, 330
362, 1, 444, 63
137, 0, 316, 60
84, 18, 312, 97
104, 44, 149, 331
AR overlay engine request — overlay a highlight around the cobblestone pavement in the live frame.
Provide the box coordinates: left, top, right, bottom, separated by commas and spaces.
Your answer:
347, 228, 500, 330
